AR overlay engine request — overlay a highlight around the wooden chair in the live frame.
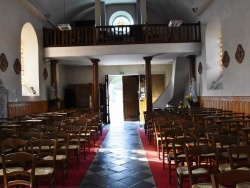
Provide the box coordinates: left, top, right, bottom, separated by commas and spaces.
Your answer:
53, 130, 69, 186
192, 126, 216, 146
86, 118, 98, 146
227, 145, 250, 171
1, 138, 27, 154
172, 137, 197, 188
143, 111, 154, 143
20, 131, 43, 141
76, 118, 91, 157
154, 118, 173, 159
43, 126, 58, 139
29, 139, 57, 188
65, 125, 81, 169
162, 128, 185, 184
42, 129, 69, 186
2, 151, 36, 188
211, 169, 250, 188
185, 145, 219, 187
212, 135, 239, 172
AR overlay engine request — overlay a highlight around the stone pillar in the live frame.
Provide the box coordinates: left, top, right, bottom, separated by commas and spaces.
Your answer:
144, 56, 153, 112
91, 59, 100, 112
50, 60, 59, 95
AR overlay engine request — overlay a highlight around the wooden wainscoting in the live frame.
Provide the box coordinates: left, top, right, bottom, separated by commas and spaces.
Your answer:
8, 101, 48, 119
199, 96, 250, 115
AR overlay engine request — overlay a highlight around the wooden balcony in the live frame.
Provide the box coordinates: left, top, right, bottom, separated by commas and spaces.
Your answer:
43, 22, 201, 47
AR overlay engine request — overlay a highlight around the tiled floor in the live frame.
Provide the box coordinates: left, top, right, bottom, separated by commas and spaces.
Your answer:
79, 121, 156, 188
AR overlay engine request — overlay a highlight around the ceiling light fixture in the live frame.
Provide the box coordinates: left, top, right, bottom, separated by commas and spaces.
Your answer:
168, 20, 182, 27
168, 0, 182, 27
58, 0, 71, 31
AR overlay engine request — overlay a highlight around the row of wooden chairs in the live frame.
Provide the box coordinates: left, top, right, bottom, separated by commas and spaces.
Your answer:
0, 131, 71, 187
144, 108, 250, 187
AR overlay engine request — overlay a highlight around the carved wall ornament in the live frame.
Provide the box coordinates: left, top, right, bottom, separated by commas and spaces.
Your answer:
0, 53, 9, 72
14, 58, 21, 75
235, 44, 244, 64
198, 62, 203, 75
43, 68, 48, 80
222, 51, 230, 68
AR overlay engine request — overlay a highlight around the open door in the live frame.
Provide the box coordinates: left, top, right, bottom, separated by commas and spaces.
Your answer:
105, 75, 110, 124
123, 75, 140, 121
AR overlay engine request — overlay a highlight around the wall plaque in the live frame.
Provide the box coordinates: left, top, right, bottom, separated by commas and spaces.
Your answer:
222, 51, 230, 68
14, 58, 21, 75
43, 68, 48, 80
198, 62, 203, 75
0, 53, 8, 72
235, 44, 244, 64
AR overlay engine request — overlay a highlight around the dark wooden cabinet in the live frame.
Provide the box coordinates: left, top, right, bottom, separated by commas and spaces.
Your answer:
68, 84, 93, 111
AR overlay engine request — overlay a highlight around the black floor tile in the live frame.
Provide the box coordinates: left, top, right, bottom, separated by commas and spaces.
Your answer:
79, 122, 156, 187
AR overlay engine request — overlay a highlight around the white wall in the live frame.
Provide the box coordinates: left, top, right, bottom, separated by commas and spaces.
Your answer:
64, 64, 171, 85
0, 0, 49, 102
196, 0, 250, 97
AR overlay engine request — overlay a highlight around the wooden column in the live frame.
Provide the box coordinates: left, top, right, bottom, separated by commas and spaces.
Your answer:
91, 59, 100, 112
144, 56, 153, 112
50, 60, 59, 95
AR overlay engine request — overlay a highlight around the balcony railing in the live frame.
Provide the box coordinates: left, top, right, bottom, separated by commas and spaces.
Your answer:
43, 22, 201, 47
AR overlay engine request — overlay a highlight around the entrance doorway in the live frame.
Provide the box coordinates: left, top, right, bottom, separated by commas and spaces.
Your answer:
108, 75, 140, 123
109, 76, 124, 123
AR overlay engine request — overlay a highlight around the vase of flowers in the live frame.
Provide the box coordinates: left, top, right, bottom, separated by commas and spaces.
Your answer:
185, 94, 193, 104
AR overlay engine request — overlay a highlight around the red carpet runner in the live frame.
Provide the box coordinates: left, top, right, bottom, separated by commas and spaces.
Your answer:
38, 129, 108, 188
138, 128, 190, 188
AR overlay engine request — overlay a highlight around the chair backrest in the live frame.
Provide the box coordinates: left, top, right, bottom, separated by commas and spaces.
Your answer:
193, 126, 217, 146
172, 137, 197, 168
185, 145, 219, 187
55, 130, 69, 156
43, 126, 58, 138
23, 131, 43, 141
2, 151, 36, 188
212, 134, 239, 148
227, 145, 250, 170
1, 138, 27, 154
30, 139, 57, 168
211, 169, 250, 188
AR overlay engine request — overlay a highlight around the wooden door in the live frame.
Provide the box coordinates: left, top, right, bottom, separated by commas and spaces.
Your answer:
105, 75, 110, 124
123, 75, 139, 121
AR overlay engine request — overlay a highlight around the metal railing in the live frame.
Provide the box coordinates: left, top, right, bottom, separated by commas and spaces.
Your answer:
43, 22, 201, 47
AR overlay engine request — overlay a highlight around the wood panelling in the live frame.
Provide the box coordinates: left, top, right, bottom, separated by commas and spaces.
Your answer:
8, 101, 48, 118
199, 96, 250, 115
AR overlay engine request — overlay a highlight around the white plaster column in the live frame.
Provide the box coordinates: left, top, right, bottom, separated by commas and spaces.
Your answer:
101, 2, 106, 26
135, 0, 140, 24
140, 0, 147, 24
95, 0, 101, 26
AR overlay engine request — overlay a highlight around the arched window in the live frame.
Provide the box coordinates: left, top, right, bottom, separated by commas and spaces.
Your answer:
21, 23, 39, 96
109, 11, 134, 34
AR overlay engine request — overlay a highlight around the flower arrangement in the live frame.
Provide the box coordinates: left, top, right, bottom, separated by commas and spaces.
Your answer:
54, 95, 61, 102
185, 94, 193, 103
